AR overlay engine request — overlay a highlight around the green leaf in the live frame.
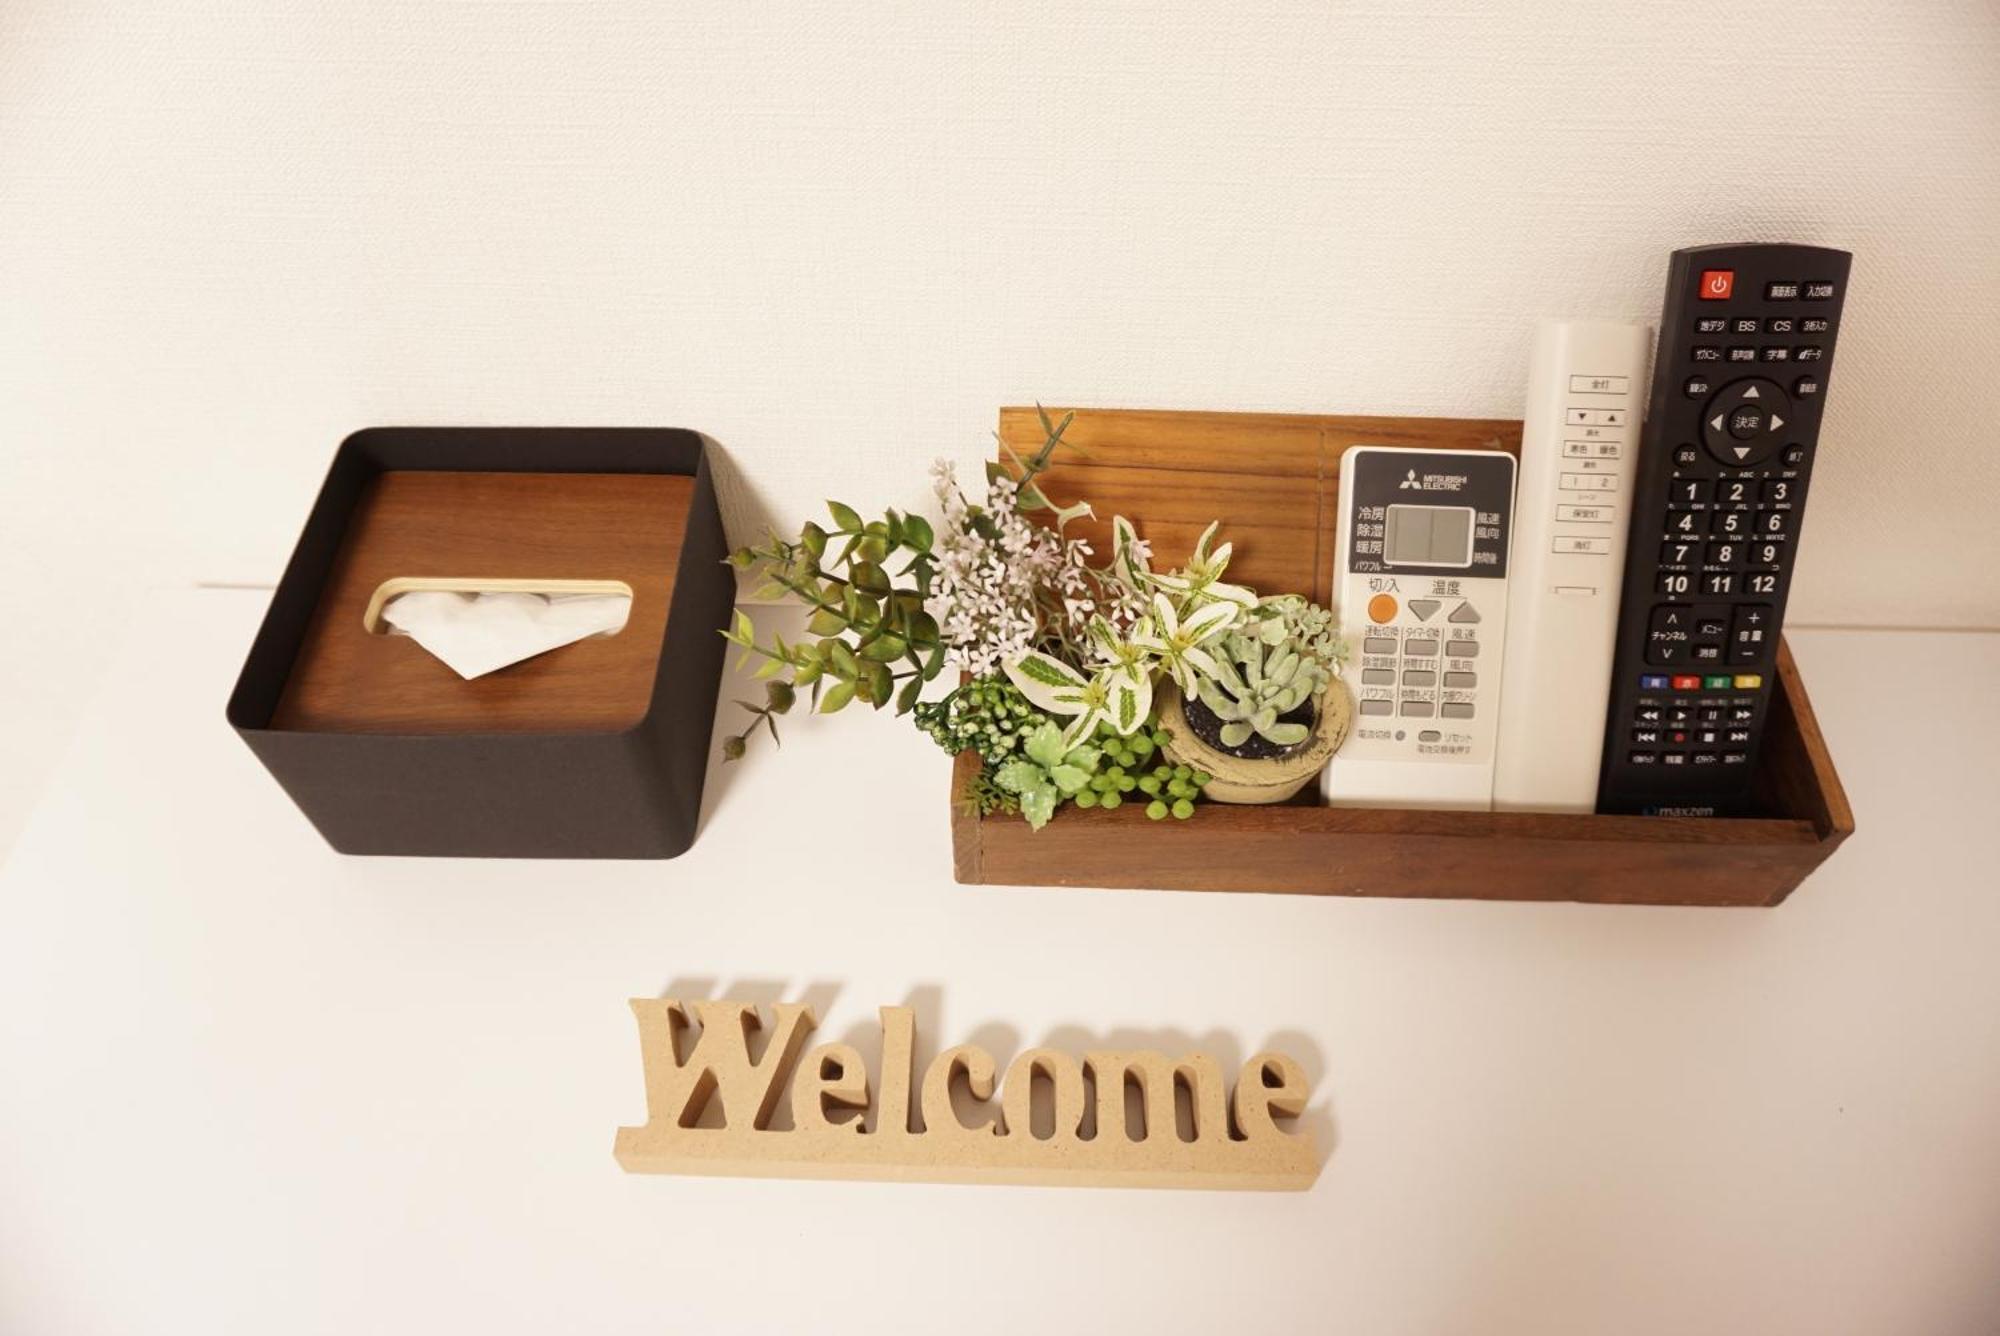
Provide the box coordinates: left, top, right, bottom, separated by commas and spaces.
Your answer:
1023, 722, 1067, 769
856, 534, 890, 565
861, 660, 892, 708
1002, 651, 1092, 716
905, 610, 939, 648
902, 514, 934, 553
1017, 785, 1058, 830
921, 642, 946, 680
1049, 764, 1091, 795
806, 607, 847, 637
895, 675, 923, 714
765, 680, 795, 714
753, 655, 785, 680
828, 500, 863, 532
819, 680, 857, 713
993, 758, 1043, 796
828, 641, 860, 677
850, 560, 891, 596
799, 522, 827, 559
859, 632, 907, 662
730, 608, 755, 644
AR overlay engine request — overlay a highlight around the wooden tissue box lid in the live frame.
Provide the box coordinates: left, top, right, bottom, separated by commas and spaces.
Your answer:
272, 470, 693, 735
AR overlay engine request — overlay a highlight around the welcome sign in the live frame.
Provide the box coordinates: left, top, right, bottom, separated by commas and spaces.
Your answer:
613, 999, 1321, 1190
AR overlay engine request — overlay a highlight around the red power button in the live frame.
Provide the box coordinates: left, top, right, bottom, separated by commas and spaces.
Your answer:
1698, 269, 1735, 300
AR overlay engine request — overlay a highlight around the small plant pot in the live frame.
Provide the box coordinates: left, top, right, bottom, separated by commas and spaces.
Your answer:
1158, 678, 1352, 804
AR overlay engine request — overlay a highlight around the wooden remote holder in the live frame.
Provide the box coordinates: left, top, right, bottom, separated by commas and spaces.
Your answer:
949, 407, 1853, 906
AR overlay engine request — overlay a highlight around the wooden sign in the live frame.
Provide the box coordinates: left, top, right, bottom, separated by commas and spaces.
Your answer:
613, 999, 1321, 1191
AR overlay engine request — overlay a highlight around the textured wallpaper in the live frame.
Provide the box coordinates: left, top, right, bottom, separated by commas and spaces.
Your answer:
3, 0, 1997, 627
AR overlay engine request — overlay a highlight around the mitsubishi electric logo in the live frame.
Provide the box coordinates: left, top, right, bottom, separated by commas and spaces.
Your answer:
1397, 469, 1467, 492
1398, 469, 1420, 489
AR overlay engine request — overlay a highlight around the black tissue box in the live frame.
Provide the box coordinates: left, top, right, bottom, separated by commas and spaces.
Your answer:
226, 426, 732, 858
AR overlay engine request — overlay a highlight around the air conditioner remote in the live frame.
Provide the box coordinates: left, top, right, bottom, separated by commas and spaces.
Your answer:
1597, 243, 1850, 816
1323, 445, 1517, 811
1493, 320, 1652, 812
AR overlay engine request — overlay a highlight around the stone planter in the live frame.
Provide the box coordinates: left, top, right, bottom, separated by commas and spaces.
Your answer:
1158, 678, 1353, 804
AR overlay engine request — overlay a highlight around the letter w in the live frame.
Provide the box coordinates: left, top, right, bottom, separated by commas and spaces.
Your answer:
631, 999, 817, 1132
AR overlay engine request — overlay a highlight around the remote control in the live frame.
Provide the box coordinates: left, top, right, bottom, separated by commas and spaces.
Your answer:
1597, 243, 1850, 816
1323, 445, 1516, 811
1493, 319, 1652, 812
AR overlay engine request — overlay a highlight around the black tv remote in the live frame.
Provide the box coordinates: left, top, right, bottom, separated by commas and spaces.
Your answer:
1597, 243, 1850, 816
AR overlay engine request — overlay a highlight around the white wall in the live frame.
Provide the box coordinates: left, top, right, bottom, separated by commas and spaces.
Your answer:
2, 2, 1996, 833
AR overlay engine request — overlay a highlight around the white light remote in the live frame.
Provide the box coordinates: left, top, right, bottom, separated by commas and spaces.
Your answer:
1322, 445, 1517, 811
1492, 320, 1652, 812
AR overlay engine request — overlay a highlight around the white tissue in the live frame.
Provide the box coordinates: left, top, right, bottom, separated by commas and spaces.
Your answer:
380, 590, 633, 680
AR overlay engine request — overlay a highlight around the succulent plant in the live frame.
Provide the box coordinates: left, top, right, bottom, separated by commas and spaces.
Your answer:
1192, 596, 1347, 750
992, 722, 1103, 830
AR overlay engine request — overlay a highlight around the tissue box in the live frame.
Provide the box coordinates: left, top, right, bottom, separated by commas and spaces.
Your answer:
227, 427, 733, 858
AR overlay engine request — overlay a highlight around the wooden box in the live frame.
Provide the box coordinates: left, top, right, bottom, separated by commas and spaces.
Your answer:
228, 427, 733, 858
950, 408, 1853, 906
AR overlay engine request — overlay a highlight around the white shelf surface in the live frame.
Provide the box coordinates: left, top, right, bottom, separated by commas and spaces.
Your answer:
1, 590, 1996, 1335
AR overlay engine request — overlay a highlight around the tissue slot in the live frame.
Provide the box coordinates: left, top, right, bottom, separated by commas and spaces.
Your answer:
368, 578, 634, 681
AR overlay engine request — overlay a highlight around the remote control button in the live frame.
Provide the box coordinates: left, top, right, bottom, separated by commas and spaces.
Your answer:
1445, 639, 1478, 658
1570, 375, 1630, 394
1359, 699, 1392, 716
1795, 345, 1824, 362
1761, 479, 1793, 504
1554, 536, 1610, 554
1667, 706, 1694, 726
1402, 669, 1436, 686
1727, 346, 1757, 363
1675, 445, 1701, 467
1448, 601, 1480, 624
1767, 317, 1796, 334
1727, 727, 1752, 745
1803, 280, 1836, 300
1363, 636, 1397, 656
1440, 702, 1475, 719
1703, 377, 1790, 466
1368, 593, 1398, 623
1444, 671, 1476, 689
1732, 673, 1764, 689
1695, 728, 1720, 745
1693, 752, 1720, 766
1407, 598, 1440, 621
1692, 346, 1722, 362
1361, 668, 1395, 685
1711, 510, 1749, 537
1419, 730, 1441, 742
1558, 504, 1611, 523
1695, 316, 1728, 335
1703, 673, 1733, 690
1706, 541, 1739, 566
1722, 751, 1748, 765
1765, 280, 1800, 300
1630, 751, 1658, 765
1801, 317, 1830, 333
1638, 679, 1669, 695
1782, 445, 1808, 467
1633, 728, 1661, 745
1701, 572, 1736, 596
1727, 405, 1765, 438
1698, 706, 1724, 723
1685, 375, 1712, 398
1751, 542, 1781, 566
1698, 269, 1735, 300
1793, 378, 1820, 398
1400, 699, 1434, 717
1672, 674, 1701, 691
1732, 317, 1760, 334
1672, 478, 1711, 504
1691, 643, 1724, 662
1694, 613, 1728, 637
1729, 704, 1755, 722
1729, 605, 1773, 663
1657, 570, 1693, 596
1660, 540, 1696, 566
1715, 476, 1752, 505
1663, 751, 1688, 766
1406, 640, 1438, 657
1760, 345, 1790, 362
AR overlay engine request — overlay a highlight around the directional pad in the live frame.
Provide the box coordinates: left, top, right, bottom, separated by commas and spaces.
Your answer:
1702, 377, 1791, 467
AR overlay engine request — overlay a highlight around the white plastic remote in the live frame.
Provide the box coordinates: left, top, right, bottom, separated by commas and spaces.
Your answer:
1322, 445, 1517, 811
1492, 320, 1653, 812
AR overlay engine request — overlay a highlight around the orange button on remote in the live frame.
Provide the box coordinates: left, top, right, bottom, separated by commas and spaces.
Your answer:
1368, 593, 1398, 623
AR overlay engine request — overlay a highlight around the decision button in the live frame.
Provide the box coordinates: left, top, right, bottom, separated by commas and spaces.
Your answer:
1702, 377, 1789, 467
